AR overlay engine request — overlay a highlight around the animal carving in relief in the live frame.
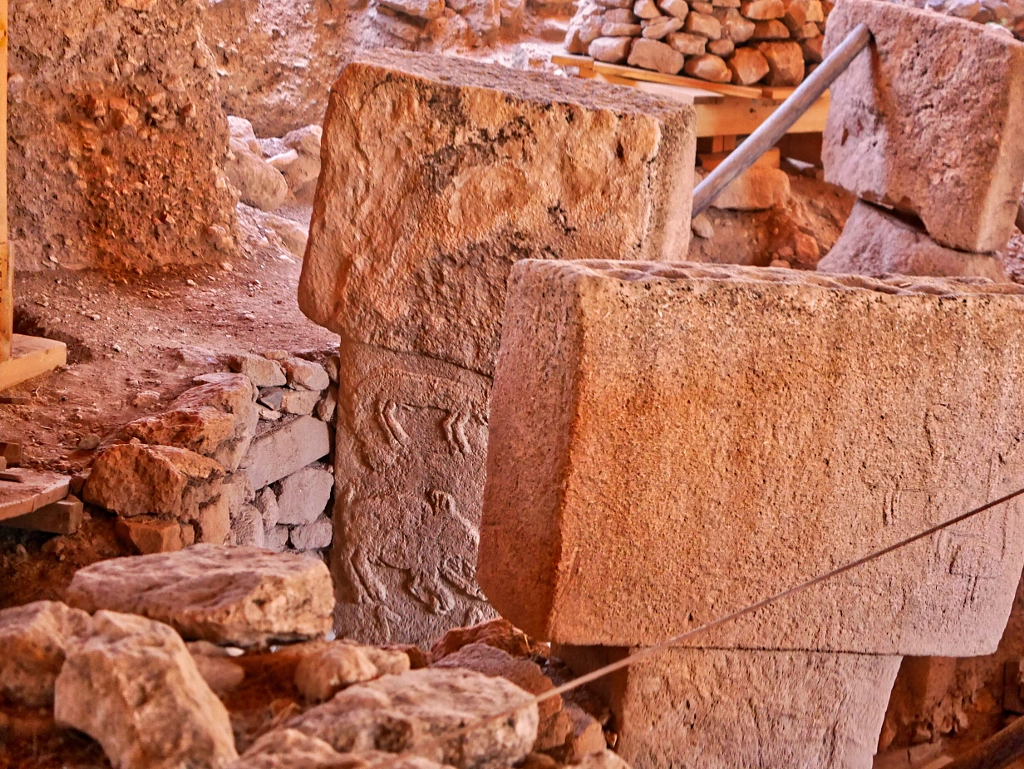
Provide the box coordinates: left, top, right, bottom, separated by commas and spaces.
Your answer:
337, 488, 487, 614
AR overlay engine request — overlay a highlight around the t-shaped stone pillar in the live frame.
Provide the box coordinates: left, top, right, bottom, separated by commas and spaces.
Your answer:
478, 260, 1024, 767
297, 50, 696, 644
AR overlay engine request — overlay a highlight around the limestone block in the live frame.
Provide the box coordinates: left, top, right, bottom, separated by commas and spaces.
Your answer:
294, 642, 380, 702
714, 7, 755, 42
660, 0, 690, 16
430, 618, 532, 661
276, 466, 334, 525
288, 668, 538, 769
67, 544, 335, 647
241, 415, 331, 490
710, 165, 790, 210
119, 374, 258, 472
666, 31, 707, 54
55, 611, 238, 769
627, 39, 686, 73
557, 645, 902, 769
757, 40, 804, 83
641, 16, 684, 38
225, 137, 289, 213
478, 260, 1024, 654
823, 0, 1024, 253
332, 342, 495, 645
0, 601, 92, 708
283, 358, 331, 392
683, 53, 731, 82
589, 36, 634, 63
291, 516, 334, 551
818, 201, 1008, 282
230, 354, 287, 388
229, 729, 449, 769
684, 10, 723, 37
115, 515, 195, 554
566, 3, 607, 53
298, 49, 696, 377
728, 46, 770, 84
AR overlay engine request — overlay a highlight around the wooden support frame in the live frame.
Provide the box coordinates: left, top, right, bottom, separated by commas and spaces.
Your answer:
0, 0, 67, 391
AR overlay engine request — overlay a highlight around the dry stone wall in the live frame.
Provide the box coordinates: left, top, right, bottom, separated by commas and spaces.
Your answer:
567, 0, 831, 85
9, 0, 239, 272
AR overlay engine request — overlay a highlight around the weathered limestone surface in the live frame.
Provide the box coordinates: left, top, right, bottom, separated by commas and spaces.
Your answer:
288, 668, 538, 769
818, 201, 1008, 282
557, 645, 902, 769
228, 729, 450, 769
54, 611, 238, 769
301, 50, 696, 646
241, 415, 331, 490
66, 544, 335, 647
478, 260, 1024, 654
823, 0, 1024, 253
0, 601, 92, 707
299, 49, 696, 373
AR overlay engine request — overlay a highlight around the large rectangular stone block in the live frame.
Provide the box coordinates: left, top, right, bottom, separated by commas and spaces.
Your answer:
822, 0, 1024, 253
298, 48, 696, 377
478, 260, 1024, 655
556, 645, 902, 769
299, 51, 697, 644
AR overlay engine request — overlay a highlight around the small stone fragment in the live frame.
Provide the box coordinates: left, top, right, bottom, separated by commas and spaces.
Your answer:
728, 45, 771, 83
707, 38, 735, 55
0, 601, 92, 708
659, 0, 690, 16
684, 53, 732, 81
256, 487, 281, 529
66, 545, 335, 647
714, 7, 756, 40
690, 213, 715, 239
741, 0, 784, 16
379, 0, 445, 18
711, 166, 791, 210
294, 643, 380, 702
684, 11, 722, 37
588, 36, 634, 63
602, 20, 643, 34
115, 516, 190, 554
192, 654, 246, 696
283, 359, 331, 392
54, 611, 238, 769
266, 525, 291, 553
431, 618, 532, 661
290, 516, 334, 551
232, 504, 266, 548
627, 38, 686, 73
642, 15, 684, 36
666, 31, 707, 53
225, 729, 363, 769
757, 40, 805, 84
229, 354, 287, 388
288, 668, 539, 769
634, 0, 664, 16
752, 18, 791, 39
275, 466, 334, 526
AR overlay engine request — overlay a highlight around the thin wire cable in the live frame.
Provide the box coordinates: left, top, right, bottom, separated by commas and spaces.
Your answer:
363, 484, 1024, 767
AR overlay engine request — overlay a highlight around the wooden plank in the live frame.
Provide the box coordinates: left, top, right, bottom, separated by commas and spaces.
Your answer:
552, 53, 595, 73
693, 91, 830, 138
626, 79, 723, 105
761, 86, 796, 101
2, 495, 84, 535
700, 147, 780, 171
0, 469, 71, 522
592, 61, 766, 99
0, 334, 68, 391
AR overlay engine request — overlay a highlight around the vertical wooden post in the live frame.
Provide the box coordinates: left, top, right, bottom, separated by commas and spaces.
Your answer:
0, 0, 9, 364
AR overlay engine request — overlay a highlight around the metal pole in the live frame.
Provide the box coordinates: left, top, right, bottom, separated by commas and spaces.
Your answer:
691, 22, 872, 217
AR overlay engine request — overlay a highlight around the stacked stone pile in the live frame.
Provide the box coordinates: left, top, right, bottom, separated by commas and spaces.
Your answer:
566, 0, 832, 84
0, 547, 620, 769
479, 260, 1024, 768
817, 0, 1024, 280
79, 351, 337, 560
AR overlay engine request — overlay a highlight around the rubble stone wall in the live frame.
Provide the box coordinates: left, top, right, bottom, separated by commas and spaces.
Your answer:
9, 0, 238, 272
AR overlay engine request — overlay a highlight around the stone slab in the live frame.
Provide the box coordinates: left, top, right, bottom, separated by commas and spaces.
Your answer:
478, 260, 1024, 654
241, 415, 331, 490
0, 468, 70, 522
557, 645, 902, 769
298, 48, 697, 378
818, 201, 1008, 282
822, 0, 1024, 253
66, 544, 335, 647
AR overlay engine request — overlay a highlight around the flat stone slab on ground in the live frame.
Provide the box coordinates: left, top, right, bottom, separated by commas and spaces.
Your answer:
818, 200, 1008, 282
298, 48, 696, 377
823, 0, 1024, 253
478, 260, 1024, 655
557, 645, 901, 769
66, 544, 335, 647
0, 468, 70, 522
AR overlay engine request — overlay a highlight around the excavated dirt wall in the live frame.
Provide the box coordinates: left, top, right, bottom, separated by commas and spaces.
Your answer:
9, 0, 238, 272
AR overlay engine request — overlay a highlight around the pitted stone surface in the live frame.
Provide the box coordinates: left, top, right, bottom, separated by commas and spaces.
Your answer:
54, 610, 237, 769
818, 200, 1008, 282
66, 544, 334, 647
288, 668, 538, 769
823, 0, 1024, 252
299, 48, 696, 376
478, 259, 1024, 654
557, 645, 901, 769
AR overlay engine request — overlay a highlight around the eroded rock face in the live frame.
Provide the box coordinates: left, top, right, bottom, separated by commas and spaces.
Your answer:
558, 645, 901, 769
9, 0, 238, 272
120, 374, 259, 472
288, 668, 538, 769
479, 260, 1024, 655
0, 601, 92, 707
823, 0, 1024, 252
66, 544, 335, 647
54, 610, 238, 769
300, 50, 696, 646
818, 200, 1008, 282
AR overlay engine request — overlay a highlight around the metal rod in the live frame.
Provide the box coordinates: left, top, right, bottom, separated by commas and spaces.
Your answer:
691, 22, 872, 217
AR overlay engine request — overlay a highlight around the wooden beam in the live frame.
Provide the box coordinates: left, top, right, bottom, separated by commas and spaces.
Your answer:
592, 60, 765, 99
694, 92, 830, 138
0, 334, 67, 391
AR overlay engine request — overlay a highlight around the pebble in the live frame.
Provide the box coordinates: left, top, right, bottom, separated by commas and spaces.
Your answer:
77, 434, 101, 451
